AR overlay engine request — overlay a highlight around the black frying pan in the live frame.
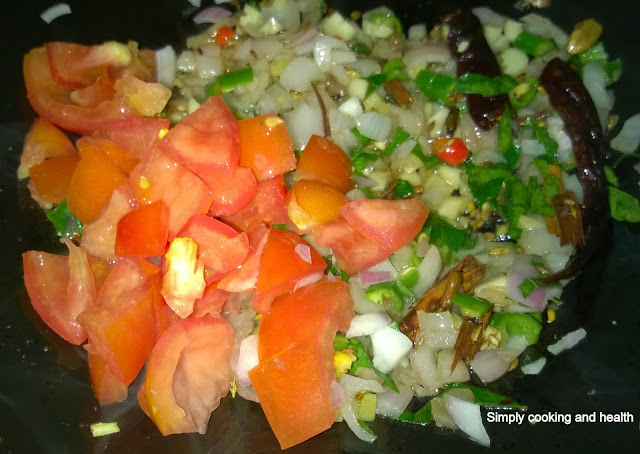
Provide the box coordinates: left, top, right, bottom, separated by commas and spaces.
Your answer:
1, 1, 639, 452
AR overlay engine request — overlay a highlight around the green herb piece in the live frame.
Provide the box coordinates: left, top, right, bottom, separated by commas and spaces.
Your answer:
383, 129, 411, 157
399, 401, 433, 424
206, 68, 254, 96
577, 42, 608, 66
604, 59, 623, 86
382, 59, 408, 81
368, 9, 403, 37
518, 277, 541, 298
394, 280, 415, 299
422, 215, 477, 253
445, 383, 526, 409
46, 199, 83, 239
497, 106, 520, 167
272, 224, 289, 231
523, 119, 559, 163
366, 282, 405, 312
513, 31, 556, 57
465, 162, 515, 206
354, 42, 371, 56
388, 320, 400, 331
609, 186, 640, 222
365, 73, 386, 95
508, 77, 538, 109
505, 179, 529, 240
532, 159, 561, 199
333, 333, 349, 351
391, 179, 414, 199
604, 165, 619, 187
454, 73, 518, 96
357, 419, 375, 434
415, 70, 457, 106
350, 149, 380, 174
351, 127, 373, 145
348, 338, 399, 392
329, 265, 350, 281
490, 313, 543, 346
452, 294, 492, 318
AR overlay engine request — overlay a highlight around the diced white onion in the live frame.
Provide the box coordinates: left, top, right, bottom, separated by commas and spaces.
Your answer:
412, 245, 442, 298
371, 326, 413, 374
279, 57, 324, 92
582, 62, 613, 129
283, 102, 323, 149
340, 374, 385, 442
506, 255, 548, 311
472, 6, 506, 27
547, 328, 587, 355
376, 385, 415, 419
611, 113, 640, 153
187, 0, 201, 7
346, 312, 392, 338
349, 278, 386, 314
294, 244, 312, 263
155, 45, 177, 87
40, 3, 71, 24
193, 6, 232, 24
391, 139, 417, 161
234, 335, 259, 387
402, 43, 451, 69
355, 112, 392, 142
346, 188, 368, 201
470, 335, 528, 383
520, 13, 569, 49
338, 97, 364, 118
521, 357, 547, 375
444, 394, 491, 447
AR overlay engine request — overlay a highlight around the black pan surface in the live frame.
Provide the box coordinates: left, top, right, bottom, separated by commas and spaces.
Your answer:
1, 1, 639, 453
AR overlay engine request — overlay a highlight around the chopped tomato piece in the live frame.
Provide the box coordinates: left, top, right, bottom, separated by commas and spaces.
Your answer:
78, 260, 157, 385
178, 214, 250, 281
22, 242, 97, 345
340, 198, 429, 252
81, 184, 138, 259
113, 74, 171, 117
215, 26, 236, 47
115, 201, 169, 257
161, 238, 206, 319
88, 353, 128, 405
238, 115, 296, 182
129, 148, 213, 238
249, 281, 353, 449
76, 136, 139, 175
217, 227, 270, 293
24, 47, 131, 134
138, 316, 233, 436
311, 217, 390, 275
223, 175, 290, 230
67, 147, 129, 224
432, 137, 469, 166
28, 155, 79, 205
201, 166, 258, 217
295, 135, 353, 193
286, 180, 347, 233
191, 282, 229, 318
69, 73, 115, 108
18, 118, 77, 179
252, 228, 326, 313
159, 96, 240, 177
99, 117, 170, 159
45, 41, 132, 89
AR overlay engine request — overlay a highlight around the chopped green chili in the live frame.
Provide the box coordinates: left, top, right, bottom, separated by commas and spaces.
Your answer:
452, 294, 492, 318
415, 70, 457, 106
490, 313, 543, 346
366, 282, 405, 312
206, 67, 254, 96
513, 31, 556, 57
508, 77, 538, 109
454, 73, 518, 96
46, 199, 83, 239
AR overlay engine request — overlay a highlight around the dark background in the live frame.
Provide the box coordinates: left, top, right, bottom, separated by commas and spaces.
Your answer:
1, 1, 638, 453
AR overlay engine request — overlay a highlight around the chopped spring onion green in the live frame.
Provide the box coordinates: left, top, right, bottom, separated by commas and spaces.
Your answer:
90, 422, 120, 437
513, 31, 556, 57
365, 73, 386, 96
354, 42, 371, 56
206, 67, 254, 96
454, 73, 518, 96
609, 186, 640, 222
382, 129, 410, 157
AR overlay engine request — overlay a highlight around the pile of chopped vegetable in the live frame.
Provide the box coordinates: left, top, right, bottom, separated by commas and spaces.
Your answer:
19, 0, 640, 449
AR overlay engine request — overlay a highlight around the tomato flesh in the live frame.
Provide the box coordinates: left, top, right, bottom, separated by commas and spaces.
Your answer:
295, 135, 353, 193
28, 155, 79, 205
201, 166, 258, 217
138, 316, 233, 436
19, 118, 77, 179
115, 200, 169, 257
433, 137, 470, 166
88, 353, 128, 405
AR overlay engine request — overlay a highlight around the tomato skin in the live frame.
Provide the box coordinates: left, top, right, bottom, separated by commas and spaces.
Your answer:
24, 47, 131, 135
67, 147, 129, 224
78, 260, 157, 385
69, 73, 115, 109
311, 217, 390, 275
138, 316, 234, 436
129, 148, 214, 238
81, 184, 138, 259
76, 136, 139, 175
201, 166, 258, 217
159, 96, 240, 177
22, 242, 97, 345
252, 228, 326, 313
28, 155, 79, 205
191, 282, 229, 317
18, 118, 77, 179
433, 137, 469, 166
295, 135, 353, 193
340, 198, 429, 252
238, 115, 296, 182
249, 281, 354, 449
115, 201, 169, 257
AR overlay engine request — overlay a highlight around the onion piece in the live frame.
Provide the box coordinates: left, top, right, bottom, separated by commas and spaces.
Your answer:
346, 189, 367, 201
520, 13, 569, 49
349, 277, 386, 314
280, 57, 324, 92
470, 335, 529, 383
155, 45, 176, 87
234, 335, 259, 387
402, 43, 451, 70
472, 6, 506, 27
371, 326, 413, 374
582, 62, 613, 129
346, 312, 392, 338
355, 112, 392, 142
358, 270, 391, 286
193, 6, 232, 24
444, 394, 491, 447
294, 244, 312, 264
391, 139, 417, 161
412, 245, 442, 298
611, 113, 640, 153
187, 0, 201, 7
293, 271, 323, 292
283, 101, 323, 150
340, 375, 385, 442
331, 380, 346, 408
547, 328, 587, 355
506, 255, 547, 311
376, 385, 414, 419
521, 357, 547, 375
40, 3, 71, 24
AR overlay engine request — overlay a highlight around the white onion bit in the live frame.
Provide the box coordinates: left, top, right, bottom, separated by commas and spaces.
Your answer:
40, 3, 71, 24
346, 312, 392, 338
444, 394, 491, 447
611, 113, 640, 153
294, 243, 312, 264
547, 328, 587, 355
